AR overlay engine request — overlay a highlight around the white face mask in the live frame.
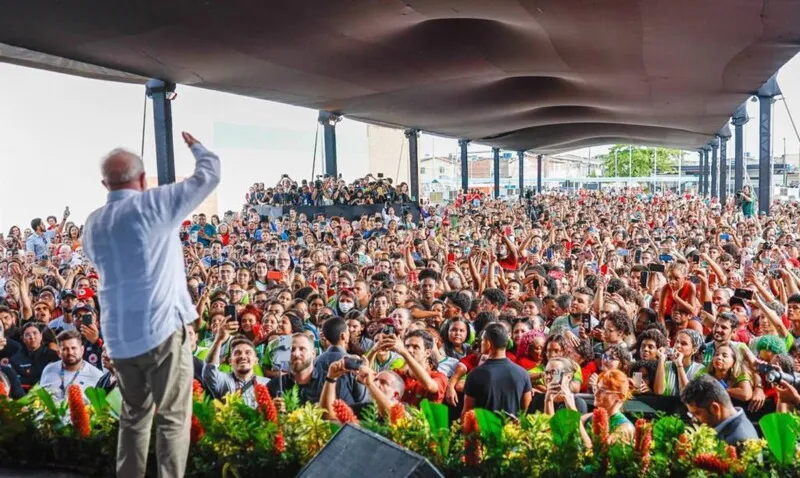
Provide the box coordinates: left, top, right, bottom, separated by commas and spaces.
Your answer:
339, 301, 354, 313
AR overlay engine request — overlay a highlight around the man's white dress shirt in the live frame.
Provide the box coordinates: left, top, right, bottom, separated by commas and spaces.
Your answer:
83, 144, 221, 359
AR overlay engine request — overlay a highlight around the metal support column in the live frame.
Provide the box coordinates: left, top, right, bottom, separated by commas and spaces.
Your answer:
405, 129, 420, 201
492, 147, 500, 198
459, 139, 470, 192
536, 154, 543, 193
697, 149, 705, 195
757, 74, 781, 214
710, 139, 719, 198
731, 103, 749, 195
517, 151, 525, 198
703, 147, 711, 196
145, 79, 176, 185
318, 111, 340, 178
718, 125, 731, 206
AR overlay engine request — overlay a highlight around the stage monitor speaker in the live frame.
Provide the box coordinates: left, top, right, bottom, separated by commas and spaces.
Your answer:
297, 424, 444, 478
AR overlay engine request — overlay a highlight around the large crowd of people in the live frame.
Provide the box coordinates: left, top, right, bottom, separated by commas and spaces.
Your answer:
3, 182, 800, 450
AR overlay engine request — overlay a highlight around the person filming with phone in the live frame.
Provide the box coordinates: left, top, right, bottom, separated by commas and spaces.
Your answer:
203, 316, 269, 408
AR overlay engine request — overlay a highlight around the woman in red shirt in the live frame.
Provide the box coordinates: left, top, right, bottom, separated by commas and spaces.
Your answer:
658, 261, 697, 323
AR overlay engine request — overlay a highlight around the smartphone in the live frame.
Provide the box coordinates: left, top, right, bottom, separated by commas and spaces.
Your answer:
81, 314, 93, 327
659, 254, 674, 263
634, 249, 642, 264
703, 301, 714, 314
581, 313, 592, 331
688, 276, 700, 285
648, 263, 666, 273
734, 288, 754, 300
224, 304, 238, 322
564, 257, 573, 273
550, 369, 563, 385
266, 270, 283, 281
692, 254, 700, 264
632, 372, 643, 389
639, 270, 649, 289
545, 248, 554, 261
447, 252, 455, 264
720, 233, 731, 241
587, 262, 599, 274
638, 238, 649, 245
600, 264, 609, 276
617, 249, 629, 257
344, 357, 362, 371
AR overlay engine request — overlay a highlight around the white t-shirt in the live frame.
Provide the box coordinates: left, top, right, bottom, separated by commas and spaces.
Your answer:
40, 360, 104, 402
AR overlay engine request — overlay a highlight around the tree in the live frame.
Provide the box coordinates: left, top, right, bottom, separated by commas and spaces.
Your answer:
600, 145, 681, 177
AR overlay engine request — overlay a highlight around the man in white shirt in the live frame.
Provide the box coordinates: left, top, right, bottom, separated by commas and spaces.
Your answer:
83, 132, 220, 478
40, 329, 103, 402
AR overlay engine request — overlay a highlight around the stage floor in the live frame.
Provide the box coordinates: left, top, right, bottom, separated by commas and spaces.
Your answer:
0, 471, 83, 477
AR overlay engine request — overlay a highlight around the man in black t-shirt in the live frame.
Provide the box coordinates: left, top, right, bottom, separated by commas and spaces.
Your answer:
462, 323, 532, 417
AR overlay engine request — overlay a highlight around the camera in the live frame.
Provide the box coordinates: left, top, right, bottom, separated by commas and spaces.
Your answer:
665, 348, 676, 360
758, 363, 799, 387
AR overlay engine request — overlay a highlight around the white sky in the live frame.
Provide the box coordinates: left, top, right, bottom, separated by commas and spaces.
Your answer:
1, 52, 800, 231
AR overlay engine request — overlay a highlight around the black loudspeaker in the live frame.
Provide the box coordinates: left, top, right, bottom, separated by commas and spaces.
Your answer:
297, 424, 444, 478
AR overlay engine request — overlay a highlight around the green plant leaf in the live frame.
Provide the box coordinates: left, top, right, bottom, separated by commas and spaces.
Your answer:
84, 387, 108, 416
759, 412, 798, 466
420, 399, 451, 457
105, 388, 122, 418
33, 387, 62, 418
473, 408, 502, 442
549, 408, 581, 448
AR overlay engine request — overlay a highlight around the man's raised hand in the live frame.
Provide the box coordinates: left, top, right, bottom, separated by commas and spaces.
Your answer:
182, 132, 200, 147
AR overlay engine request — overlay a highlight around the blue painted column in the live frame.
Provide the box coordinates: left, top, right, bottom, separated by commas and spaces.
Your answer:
756, 74, 781, 214
537, 154, 543, 193
718, 125, 731, 206
697, 149, 705, 195
405, 129, 420, 201
517, 151, 525, 199
710, 138, 719, 198
145, 79, 176, 185
492, 147, 500, 198
459, 139, 470, 192
731, 103, 749, 194
318, 111, 340, 177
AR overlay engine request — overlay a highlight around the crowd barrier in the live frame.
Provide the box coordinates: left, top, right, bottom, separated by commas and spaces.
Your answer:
254, 202, 421, 222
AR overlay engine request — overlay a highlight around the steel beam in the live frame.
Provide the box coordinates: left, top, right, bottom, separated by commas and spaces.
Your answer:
145, 79, 176, 185
459, 139, 470, 192
697, 149, 705, 195
756, 74, 781, 214
405, 129, 419, 201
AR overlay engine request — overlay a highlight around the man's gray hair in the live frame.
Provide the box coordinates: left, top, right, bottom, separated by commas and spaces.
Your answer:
101, 148, 145, 185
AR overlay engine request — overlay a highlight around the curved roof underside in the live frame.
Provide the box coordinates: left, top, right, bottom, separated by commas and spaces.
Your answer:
2, 0, 800, 153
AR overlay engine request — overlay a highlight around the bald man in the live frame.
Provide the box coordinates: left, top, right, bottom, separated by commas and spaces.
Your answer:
83, 132, 220, 478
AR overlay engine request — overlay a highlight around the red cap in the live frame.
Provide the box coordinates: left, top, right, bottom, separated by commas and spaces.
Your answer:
76, 288, 95, 301
87, 272, 99, 280
182, 220, 192, 227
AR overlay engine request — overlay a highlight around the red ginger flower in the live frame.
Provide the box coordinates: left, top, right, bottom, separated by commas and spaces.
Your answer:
693, 453, 731, 474
0, 380, 8, 398
389, 403, 406, 425
675, 433, 690, 459
332, 399, 359, 425
273, 432, 286, 454
463, 409, 481, 466
67, 384, 91, 439
592, 407, 609, 450
190, 415, 205, 444
634, 418, 652, 472
254, 383, 278, 424
192, 379, 204, 400
725, 445, 737, 461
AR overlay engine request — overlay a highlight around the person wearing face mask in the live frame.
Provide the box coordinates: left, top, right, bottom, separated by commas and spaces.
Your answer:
335, 289, 358, 316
